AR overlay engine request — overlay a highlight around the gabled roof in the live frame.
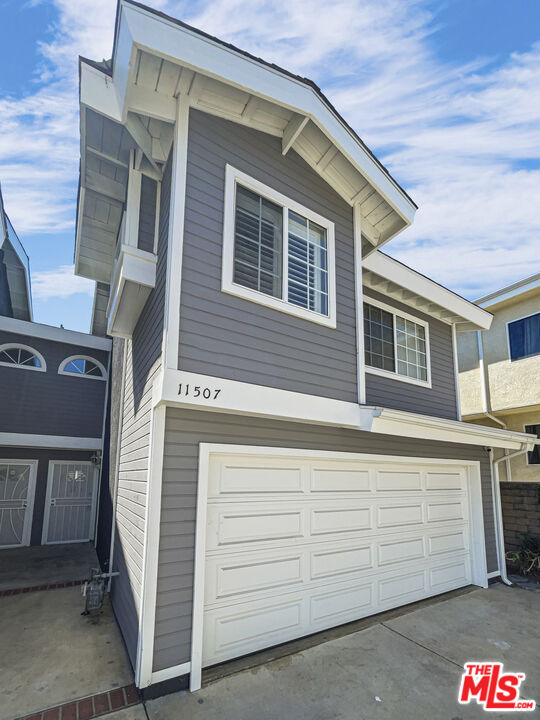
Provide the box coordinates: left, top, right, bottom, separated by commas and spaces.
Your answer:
475, 271, 540, 311
76, 0, 417, 282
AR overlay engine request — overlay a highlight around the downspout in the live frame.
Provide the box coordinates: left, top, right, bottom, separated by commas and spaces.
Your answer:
491, 443, 533, 585
107, 339, 128, 592
486, 413, 512, 483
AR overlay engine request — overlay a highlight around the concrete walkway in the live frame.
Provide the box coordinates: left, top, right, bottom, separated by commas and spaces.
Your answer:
146, 584, 539, 720
0, 586, 133, 720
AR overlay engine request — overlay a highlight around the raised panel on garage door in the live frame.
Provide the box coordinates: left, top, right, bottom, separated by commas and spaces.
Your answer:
202, 453, 472, 667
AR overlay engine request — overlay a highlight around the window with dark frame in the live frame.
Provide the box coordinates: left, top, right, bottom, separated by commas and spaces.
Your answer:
508, 312, 540, 361
525, 424, 540, 465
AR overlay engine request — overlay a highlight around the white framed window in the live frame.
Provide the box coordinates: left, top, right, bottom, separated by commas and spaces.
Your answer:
364, 297, 431, 388
0, 344, 46, 372
222, 165, 336, 328
58, 355, 107, 380
507, 312, 540, 362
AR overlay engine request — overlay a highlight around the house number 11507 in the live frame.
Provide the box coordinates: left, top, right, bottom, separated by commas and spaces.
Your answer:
178, 383, 221, 400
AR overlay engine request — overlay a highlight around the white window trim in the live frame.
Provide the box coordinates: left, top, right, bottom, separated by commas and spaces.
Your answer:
506, 310, 540, 364
364, 296, 432, 389
0, 343, 47, 372
221, 165, 337, 329
58, 355, 107, 381
523, 423, 540, 466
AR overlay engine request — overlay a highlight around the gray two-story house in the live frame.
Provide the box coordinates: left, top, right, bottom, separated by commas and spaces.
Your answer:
74, 0, 537, 695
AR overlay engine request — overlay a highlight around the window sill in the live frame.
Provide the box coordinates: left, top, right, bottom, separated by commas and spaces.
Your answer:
366, 365, 432, 389
222, 282, 337, 329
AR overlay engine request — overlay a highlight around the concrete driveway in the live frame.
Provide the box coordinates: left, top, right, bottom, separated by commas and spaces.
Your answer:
146, 584, 539, 720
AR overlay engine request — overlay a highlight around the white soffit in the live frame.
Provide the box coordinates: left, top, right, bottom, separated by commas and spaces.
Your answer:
363, 252, 493, 329
80, 0, 417, 253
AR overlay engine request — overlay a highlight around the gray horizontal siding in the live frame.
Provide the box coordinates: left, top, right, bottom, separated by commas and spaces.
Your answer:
0, 331, 108, 438
178, 109, 357, 402
110, 155, 171, 668
138, 175, 157, 254
364, 289, 459, 420
153, 407, 497, 673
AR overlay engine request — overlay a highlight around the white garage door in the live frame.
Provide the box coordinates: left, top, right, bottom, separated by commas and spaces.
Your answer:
202, 451, 473, 667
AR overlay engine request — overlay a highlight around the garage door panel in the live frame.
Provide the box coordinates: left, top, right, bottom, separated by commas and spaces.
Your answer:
202, 453, 474, 667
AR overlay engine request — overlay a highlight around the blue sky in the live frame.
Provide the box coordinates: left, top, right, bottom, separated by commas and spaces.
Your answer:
0, 0, 539, 332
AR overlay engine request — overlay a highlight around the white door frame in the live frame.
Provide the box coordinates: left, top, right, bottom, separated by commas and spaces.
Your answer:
189, 444, 488, 691
0, 459, 38, 549
41, 460, 99, 545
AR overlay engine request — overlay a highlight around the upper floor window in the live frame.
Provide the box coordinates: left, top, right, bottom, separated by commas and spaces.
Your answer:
364, 300, 431, 387
0, 344, 46, 372
222, 165, 336, 328
525, 424, 540, 465
508, 312, 540, 361
58, 355, 107, 380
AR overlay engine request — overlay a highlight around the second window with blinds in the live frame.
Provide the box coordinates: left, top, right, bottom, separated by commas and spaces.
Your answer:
221, 165, 336, 328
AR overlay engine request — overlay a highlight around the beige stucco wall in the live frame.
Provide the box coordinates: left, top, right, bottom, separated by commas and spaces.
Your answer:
491, 410, 540, 483
457, 330, 483, 416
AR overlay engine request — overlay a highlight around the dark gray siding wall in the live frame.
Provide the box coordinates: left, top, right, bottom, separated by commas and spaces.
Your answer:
110, 156, 171, 668
364, 289, 459, 420
178, 109, 357, 403
152, 407, 497, 672
0, 331, 108, 437
0, 446, 94, 545
138, 175, 157, 253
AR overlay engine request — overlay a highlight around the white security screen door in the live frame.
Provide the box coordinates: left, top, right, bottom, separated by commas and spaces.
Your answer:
43, 461, 98, 544
0, 461, 37, 548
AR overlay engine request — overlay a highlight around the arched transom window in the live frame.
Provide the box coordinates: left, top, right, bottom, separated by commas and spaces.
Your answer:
58, 355, 107, 380
0, 344, 46, 371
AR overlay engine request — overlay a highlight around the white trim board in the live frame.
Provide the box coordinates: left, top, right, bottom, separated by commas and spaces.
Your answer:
153, 367, 535, 450
0, 315, 112, 351
0, 433, 103, 450
189, 444, 488, 691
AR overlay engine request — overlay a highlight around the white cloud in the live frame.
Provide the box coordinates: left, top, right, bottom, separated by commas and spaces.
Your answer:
31, 264, 94, 300
1, 0, 539, 304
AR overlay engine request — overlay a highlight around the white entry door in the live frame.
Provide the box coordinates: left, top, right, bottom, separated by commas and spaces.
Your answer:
201, 451, 476, 668
42, 461, 98, 544
0, 460, 38, 548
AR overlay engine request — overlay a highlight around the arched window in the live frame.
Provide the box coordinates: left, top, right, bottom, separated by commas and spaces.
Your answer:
0, 344, 46, 371
58, 355, 107, 380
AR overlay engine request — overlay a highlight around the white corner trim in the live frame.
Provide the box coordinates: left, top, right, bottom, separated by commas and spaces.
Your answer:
156, 367, 378, 430
162, 96, 190, 370
0, 433, 103, 450
363, 295, 432, 389
353, 203, 365, 404
364, 252, 492, 330
452, 324, 462, 421
0, 343, 47, 372
136, 404, 167, 689
58, 355, 108, 381
221, 165, 337, 329
0, 315, 112, 350
188, 444, 488, 691
151, 662, 191, 687
487, 570, 501, 579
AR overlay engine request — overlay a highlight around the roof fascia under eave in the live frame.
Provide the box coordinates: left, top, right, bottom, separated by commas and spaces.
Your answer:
107, 1, 416, 224
364, 251, 493, 330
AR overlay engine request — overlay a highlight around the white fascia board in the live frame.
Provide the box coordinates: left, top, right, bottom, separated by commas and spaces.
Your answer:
475, 274, 540, 310
0, 316, 111, 350
116, 2, 415, 223
155, 368, 379, 430
364, 252, 493, 330
0, 433, 102, 450
372, 408, 537, 451
80, 63, 122, 122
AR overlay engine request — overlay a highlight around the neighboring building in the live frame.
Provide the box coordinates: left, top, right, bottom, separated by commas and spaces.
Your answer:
0, 184, 32, 321
74, 0, 536, 694
458, 273, 540, 483
0, 187, 111, 550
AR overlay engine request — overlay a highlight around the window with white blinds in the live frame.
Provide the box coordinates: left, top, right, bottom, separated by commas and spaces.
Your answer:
223, 166, 336, 328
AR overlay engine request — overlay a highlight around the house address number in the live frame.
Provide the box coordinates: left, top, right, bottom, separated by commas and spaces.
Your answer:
178, 383, 222, 400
